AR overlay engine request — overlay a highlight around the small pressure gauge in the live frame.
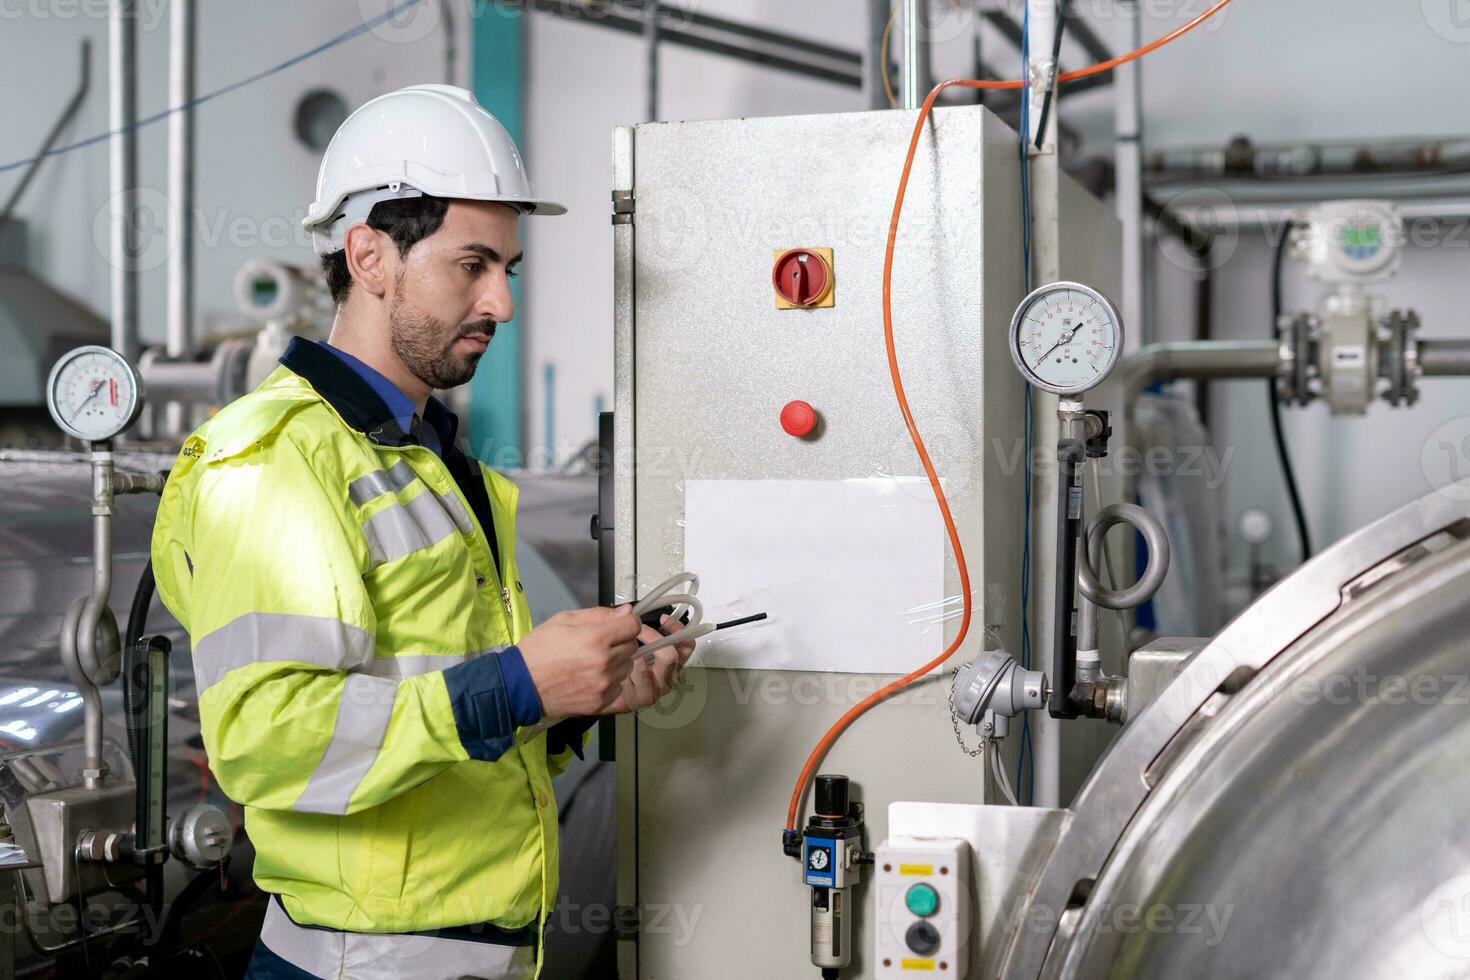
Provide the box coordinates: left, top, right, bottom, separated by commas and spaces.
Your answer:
46, 345, 145, 442
1009, 281, 1124, 397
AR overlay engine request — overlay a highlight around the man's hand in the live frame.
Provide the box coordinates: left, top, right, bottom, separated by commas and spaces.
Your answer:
602, 613, 698, 715
518, 605, 643, 718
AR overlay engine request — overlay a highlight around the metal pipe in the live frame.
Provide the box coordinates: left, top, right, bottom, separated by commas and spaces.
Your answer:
1062, 9, 1114, 64
166, 0, 197, 435
899, 0, 928, 109
166, 0, 194, 360
1147, 134, 1470, 180
1175, 199, 1470, 232
1076, 595, 1098, 674
1026, 0, 1059, 147
109, 0, 139, 362
863, 0, 889, 110
441, 0, 457, 84
1026, 0, 1065, 807
139, 355, 232, 404
644, 0, 659, 121
77, 451, 115, 790
982, 9, 1114, 97
1115, 2, 1145, 348
519, 1, 863, 88
1419, 340, 1470, 376
1122, 340, 1282, 403
674, 3, 858, 65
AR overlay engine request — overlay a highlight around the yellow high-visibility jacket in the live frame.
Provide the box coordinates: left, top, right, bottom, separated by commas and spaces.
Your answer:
152, 338, 588, 974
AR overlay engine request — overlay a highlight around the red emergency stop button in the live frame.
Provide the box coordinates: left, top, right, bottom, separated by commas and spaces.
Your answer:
781, 400, 818, 438
772, 248, 834, 308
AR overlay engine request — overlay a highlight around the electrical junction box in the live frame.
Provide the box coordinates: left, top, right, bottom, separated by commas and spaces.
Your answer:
874, 838, 972, 978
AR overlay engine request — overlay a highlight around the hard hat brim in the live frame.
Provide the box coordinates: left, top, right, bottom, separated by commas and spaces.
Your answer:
304, 184, 565, 231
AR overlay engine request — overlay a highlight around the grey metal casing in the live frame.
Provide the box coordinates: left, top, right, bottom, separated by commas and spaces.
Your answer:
0, 739, 137, 906
613, 105, 1120, 979
995, 483, 1470, 977
1120, 635, 1206, 725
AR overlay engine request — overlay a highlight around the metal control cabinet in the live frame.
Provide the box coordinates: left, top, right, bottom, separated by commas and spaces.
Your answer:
612, 106, 1120, 978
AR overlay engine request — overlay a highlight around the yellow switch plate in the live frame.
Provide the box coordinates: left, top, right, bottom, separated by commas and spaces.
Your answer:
773, 247, 836, 309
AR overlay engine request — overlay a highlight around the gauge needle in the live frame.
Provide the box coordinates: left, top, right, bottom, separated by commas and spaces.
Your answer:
68, 381, 104, 422
1036, 326, 1077, 363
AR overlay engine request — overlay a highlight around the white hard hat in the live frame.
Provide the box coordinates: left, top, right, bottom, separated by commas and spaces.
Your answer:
303, 84, 564, 256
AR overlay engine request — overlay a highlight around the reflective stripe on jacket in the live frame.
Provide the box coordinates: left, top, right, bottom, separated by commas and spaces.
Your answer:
152, 339, 583, 977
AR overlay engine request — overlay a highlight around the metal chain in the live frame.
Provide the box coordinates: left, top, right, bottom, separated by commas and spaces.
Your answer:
949, 667, 987, 757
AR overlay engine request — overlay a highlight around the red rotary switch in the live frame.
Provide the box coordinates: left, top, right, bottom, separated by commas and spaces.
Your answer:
780, 400, 818, 438
772, 249, 834, 307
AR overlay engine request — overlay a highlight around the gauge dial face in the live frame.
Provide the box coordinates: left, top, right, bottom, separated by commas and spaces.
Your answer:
808, 848, 829, 871
46, 346, 144, 442
1008, 282, 1124, 396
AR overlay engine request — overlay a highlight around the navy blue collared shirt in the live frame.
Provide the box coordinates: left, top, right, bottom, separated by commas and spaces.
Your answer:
316, 341, 455, 458
315, 341, 542, 730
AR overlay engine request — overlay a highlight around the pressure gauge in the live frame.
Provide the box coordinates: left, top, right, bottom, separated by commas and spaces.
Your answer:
1009, 281, 1124, 396
46, 345, 145, 442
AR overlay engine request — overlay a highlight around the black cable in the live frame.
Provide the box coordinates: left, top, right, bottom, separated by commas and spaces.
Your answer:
123, 559, 156, 761
70, 849, 93, 976
1269, 230, 1312, 561
156, 857, 232, 954
1032, 1, 1067, 150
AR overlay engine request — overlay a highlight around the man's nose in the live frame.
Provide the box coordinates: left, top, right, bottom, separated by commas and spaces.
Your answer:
474, 274, 514, 324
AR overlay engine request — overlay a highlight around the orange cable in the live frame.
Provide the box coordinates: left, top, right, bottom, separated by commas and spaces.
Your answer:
784, 0, 1236, 832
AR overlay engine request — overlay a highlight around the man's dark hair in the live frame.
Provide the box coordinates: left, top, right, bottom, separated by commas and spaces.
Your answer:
320, 194, 451, 306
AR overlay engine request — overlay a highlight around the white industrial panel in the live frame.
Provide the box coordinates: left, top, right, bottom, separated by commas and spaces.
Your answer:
614, 103, 1118, 980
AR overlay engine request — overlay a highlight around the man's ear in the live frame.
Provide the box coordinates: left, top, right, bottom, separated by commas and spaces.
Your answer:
343, 223, 392, 300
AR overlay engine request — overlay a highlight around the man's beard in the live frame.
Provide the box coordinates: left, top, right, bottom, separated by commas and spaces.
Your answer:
388, 291, 497, 391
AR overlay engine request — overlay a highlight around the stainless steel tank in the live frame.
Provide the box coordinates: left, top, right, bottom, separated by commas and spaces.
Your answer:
997, 484, 1470, 978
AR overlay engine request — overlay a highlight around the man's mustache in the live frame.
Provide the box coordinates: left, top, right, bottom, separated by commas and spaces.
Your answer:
456, 320, 498, 342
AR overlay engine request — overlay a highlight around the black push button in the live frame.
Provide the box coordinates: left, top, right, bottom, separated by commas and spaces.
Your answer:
905, 920, 941, 957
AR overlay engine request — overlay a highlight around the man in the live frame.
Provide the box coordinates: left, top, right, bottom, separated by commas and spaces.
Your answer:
151, 84, 693, 980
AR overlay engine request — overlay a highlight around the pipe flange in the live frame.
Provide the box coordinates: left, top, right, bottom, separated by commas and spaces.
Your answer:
1401, 311, 1419, 405
1298, 314, 1320, 406
1275, 312, 1317, 406
1379, 309, 1421, 408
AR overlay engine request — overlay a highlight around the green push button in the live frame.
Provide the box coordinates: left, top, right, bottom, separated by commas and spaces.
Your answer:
905, 882, 939, 917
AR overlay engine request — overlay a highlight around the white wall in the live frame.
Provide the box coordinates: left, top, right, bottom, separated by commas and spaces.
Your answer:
0, 0, 459, 346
